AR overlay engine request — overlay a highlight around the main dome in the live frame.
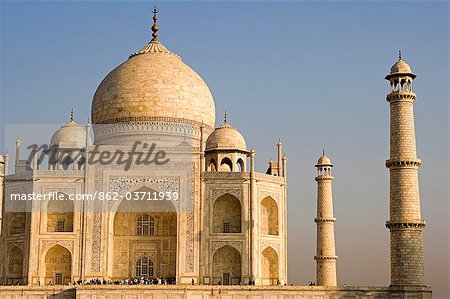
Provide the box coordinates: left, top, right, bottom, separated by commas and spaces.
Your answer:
91, 36, 215, 129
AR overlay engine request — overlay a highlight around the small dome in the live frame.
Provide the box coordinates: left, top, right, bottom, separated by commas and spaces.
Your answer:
385, 58, 416, 80
206, 121, 246, 152
316, 153, 332, 166
50, 120, 91, 148
390, 59, 412, 74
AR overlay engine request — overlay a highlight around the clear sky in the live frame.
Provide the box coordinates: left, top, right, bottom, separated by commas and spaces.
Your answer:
1, 1, 448, 297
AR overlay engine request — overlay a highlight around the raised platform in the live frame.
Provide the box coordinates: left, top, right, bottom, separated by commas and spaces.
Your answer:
0, 285, 432, 299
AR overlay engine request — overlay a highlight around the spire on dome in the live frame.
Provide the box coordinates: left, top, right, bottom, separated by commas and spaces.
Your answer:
151, 6, 159, 40
218, 110, 233, 129
316, 150, 332, 167
65, 109, 78, 127
385, 50, 416, 80
129, 7, 180, 59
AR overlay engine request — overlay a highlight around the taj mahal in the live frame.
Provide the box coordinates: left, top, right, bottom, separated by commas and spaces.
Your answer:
0, 8, 433, 299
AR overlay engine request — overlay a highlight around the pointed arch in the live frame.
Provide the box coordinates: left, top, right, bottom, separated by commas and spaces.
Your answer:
236, 158, 245, 172
8, 246, 24, 284
44, 245, 72, 285
220, 157, 232, 172
61, 155, 73, 170
260, 196, 279, 235
112, 186, 177, 280
261, 246, 279, 285
209, 158, 217, 172
213, 193, 241, 233
212, 245, 241, 285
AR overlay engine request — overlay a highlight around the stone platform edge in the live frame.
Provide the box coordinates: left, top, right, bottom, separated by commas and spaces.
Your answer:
0, 285, 432, 299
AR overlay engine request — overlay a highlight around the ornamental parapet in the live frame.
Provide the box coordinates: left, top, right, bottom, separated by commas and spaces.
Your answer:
203, 171, 250, 180
315, 176, 334, 182
315, 217, 336, 223
203, 171, 286, 184
36, 170, 85, 178
386, 91, 416, 103
253, 172, 286, 183
385, 159, 422, 169
314, 255, 338, 260
385, 220, 426, 230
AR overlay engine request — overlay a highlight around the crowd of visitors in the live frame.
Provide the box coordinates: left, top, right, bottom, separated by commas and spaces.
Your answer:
73, 277, 176, 285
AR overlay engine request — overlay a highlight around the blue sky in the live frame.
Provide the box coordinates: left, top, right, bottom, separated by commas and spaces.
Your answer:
1, 1, 448, 297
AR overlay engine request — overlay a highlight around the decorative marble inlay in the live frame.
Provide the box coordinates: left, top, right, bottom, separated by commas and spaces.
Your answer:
41, 240, 74, 254
109, 177, 179, 194
211, 241, 243, 254
259, 190, 279, 203
259, 242, 280, 255
7, 241, 24, 252
184, 211, 194, 273
91, 210, 102, 272
210, 189, 242, 201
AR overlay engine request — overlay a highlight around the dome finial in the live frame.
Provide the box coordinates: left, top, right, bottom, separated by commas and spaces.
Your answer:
224, 110, 227, 123
151, 6, 159, 39
70, 108, 74, 122
398, 50, 402, 61
323, 148, 325, 155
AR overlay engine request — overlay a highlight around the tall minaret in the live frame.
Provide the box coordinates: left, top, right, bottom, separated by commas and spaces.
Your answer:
314, 151, 338, 286
385, 52, 426, 287
0, 154, 4, 235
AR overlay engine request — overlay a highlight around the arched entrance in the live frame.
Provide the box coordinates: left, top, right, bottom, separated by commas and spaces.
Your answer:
260, 197, 278, 235
8, 246, 23, 285
212, 194, 241, 233
212, 245, 241, 285
261, 246, 279, 285
112, 186, 177, 280
44, 245, 72, 285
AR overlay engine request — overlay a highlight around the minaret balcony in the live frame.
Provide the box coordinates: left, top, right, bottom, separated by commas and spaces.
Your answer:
315, 217, 336, 223
385, 159, 422, 169
385, 220, 426, 230
386, 92, 416, 103
314, 255, 338, 260
315, 175, 334, 182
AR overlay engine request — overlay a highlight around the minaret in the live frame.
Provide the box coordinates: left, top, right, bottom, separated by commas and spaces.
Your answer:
277, 140, 282, 176
385, 52, 426, 287
15, 137, 21, 166
314, 151, 338, 286
0, 154, 4, 235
